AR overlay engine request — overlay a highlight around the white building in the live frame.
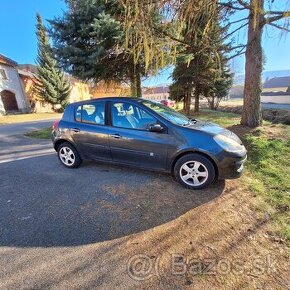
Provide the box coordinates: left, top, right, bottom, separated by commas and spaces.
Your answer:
0, 54, 30, 115
142, 86, 170, 101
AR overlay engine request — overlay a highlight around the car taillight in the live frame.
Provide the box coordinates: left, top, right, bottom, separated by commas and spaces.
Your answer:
53, 120, 60, 130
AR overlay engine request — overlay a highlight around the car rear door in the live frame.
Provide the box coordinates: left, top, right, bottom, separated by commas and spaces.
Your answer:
108, 101, 170, 170
70, 101, 111, 161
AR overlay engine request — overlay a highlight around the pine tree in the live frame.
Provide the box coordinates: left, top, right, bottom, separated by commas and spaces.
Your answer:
170, 12, 232, 114
49, 0, 144, 97
35, 13, 71, 111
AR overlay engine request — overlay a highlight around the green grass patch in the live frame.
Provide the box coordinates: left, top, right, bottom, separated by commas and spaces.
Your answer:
181, 108, 290, 241
193, 109, 241, 127
25, 128, 51, 139
243, 129, 290, 241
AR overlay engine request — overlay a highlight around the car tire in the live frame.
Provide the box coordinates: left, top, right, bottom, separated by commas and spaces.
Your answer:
174, 153, 216, 190
57, 142, 82, 169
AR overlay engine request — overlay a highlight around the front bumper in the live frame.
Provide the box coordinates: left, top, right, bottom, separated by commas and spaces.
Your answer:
218, 154, 247, 179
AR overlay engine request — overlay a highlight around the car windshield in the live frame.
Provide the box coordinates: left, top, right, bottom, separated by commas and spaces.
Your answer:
142, 100, 193, 126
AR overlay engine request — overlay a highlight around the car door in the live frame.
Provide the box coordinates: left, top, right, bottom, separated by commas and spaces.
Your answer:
70, 101, 111, 161
108, 101, 169, 170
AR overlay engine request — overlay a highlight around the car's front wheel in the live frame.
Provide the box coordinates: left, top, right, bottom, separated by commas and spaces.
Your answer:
174, 153, 216, 189
57, 142, 82, 168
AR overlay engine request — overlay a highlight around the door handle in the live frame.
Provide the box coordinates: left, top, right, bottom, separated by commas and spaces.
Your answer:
110, 134, 122, 139
71, 128, 80, 133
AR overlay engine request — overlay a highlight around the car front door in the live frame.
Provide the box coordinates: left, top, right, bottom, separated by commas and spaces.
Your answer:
70, 101, 111, 161
108, 101, 169, 170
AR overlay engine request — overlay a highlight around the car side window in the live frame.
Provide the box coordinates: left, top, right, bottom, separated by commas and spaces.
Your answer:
111, 102, 157, 130
75, 102, 105, 125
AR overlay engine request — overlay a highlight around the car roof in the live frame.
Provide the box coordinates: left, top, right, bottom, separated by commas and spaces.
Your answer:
69, 97, 146, 106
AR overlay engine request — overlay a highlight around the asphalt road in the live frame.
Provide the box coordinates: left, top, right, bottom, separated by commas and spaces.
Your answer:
0, 121, 224, 289
0, 119, 55, 138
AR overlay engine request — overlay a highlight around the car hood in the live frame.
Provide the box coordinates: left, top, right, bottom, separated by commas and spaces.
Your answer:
187, 120, 243, 145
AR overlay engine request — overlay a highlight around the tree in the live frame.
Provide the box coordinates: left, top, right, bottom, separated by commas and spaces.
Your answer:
232, 0, 290, 127
118, 0, 290, 127
35, 14, 71, 111
49, 0, 162, 97
170, 8, 233, 114
206, 61, 233, 110
170, 61, 194, 115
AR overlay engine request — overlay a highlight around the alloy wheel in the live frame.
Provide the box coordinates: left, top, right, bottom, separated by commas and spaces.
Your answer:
59, 146, 75, 166
179, 161, 209, 187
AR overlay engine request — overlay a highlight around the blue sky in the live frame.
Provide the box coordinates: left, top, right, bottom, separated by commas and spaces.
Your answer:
0, 0, 289, 86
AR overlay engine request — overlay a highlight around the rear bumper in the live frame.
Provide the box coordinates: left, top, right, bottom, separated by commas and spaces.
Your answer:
218, 154, 247, 179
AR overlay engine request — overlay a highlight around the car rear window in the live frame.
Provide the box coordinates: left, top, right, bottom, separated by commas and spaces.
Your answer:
75, 102, 105, 125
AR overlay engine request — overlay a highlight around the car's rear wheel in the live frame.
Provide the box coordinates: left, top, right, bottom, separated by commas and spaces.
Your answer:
174, 153, 215, 189
57, 142, 82, 168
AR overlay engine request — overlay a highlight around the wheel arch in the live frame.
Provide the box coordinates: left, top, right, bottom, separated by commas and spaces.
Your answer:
171, 150, 219, 178
54, 139, 75, 151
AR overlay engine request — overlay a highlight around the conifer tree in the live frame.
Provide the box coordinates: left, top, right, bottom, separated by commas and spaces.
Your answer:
35, 13, 71, 111
170, 11, 233, 114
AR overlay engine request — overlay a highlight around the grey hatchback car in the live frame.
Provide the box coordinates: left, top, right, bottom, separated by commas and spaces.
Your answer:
52, 97, 247, 189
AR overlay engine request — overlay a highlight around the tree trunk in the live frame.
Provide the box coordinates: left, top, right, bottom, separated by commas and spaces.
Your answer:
130, 69, 137, 97
184, 94, 191, 115
241, 0, 264, 127
183, 97, 188, 113
135, 64, 142, 98
130, 63, 142, 98
194, 89, 200, 112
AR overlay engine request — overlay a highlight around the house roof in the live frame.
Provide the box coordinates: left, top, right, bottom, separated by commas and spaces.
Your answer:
18, 64, 38, 74
18, 69, 36, 79
261, 91, 290, 96
263, 76, 290, 88
143, 86, 169, 95
0, 54, 18, 67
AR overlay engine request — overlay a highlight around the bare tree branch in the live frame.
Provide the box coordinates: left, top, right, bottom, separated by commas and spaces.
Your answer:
230, 44, 247, 50
269, 22, 290, 32
266, 11, 290, 24
264, 10, 290, 15
223, 22, 248, 40
227, 48, 246, 60
229, 17, 249, 25
218, 1, 247, 11
236, 0, 250, 9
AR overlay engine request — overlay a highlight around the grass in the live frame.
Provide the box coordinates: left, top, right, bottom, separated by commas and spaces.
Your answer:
191, 108, 242, 126
25, 128, 52, 139
0, 112, 62, 125
243, 126, 290, 240
192, 109, 290, 241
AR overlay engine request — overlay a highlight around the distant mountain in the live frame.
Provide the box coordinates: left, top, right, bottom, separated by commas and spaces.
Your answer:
234, 70, 290, 85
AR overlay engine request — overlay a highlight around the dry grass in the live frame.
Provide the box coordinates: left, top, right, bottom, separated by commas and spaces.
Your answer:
0, 113, 61, 125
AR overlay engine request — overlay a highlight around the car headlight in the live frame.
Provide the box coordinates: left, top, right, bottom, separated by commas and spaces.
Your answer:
214, 134, 246, 154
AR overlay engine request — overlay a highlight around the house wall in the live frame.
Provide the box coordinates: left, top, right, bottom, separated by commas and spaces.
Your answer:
91, 82, 130, 98
261, 95, 290, 104
262, 87, 288, 93
69, 82, 92, 103
0, 64, 30, 115
20, 74, 92, 113
142, 93, 169, 101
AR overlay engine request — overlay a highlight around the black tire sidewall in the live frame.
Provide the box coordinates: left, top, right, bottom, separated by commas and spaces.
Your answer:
57, 142, 82, 169
174, 153, 216, 190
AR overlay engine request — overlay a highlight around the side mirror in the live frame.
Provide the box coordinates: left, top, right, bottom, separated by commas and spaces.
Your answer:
149, 123, 164, 133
